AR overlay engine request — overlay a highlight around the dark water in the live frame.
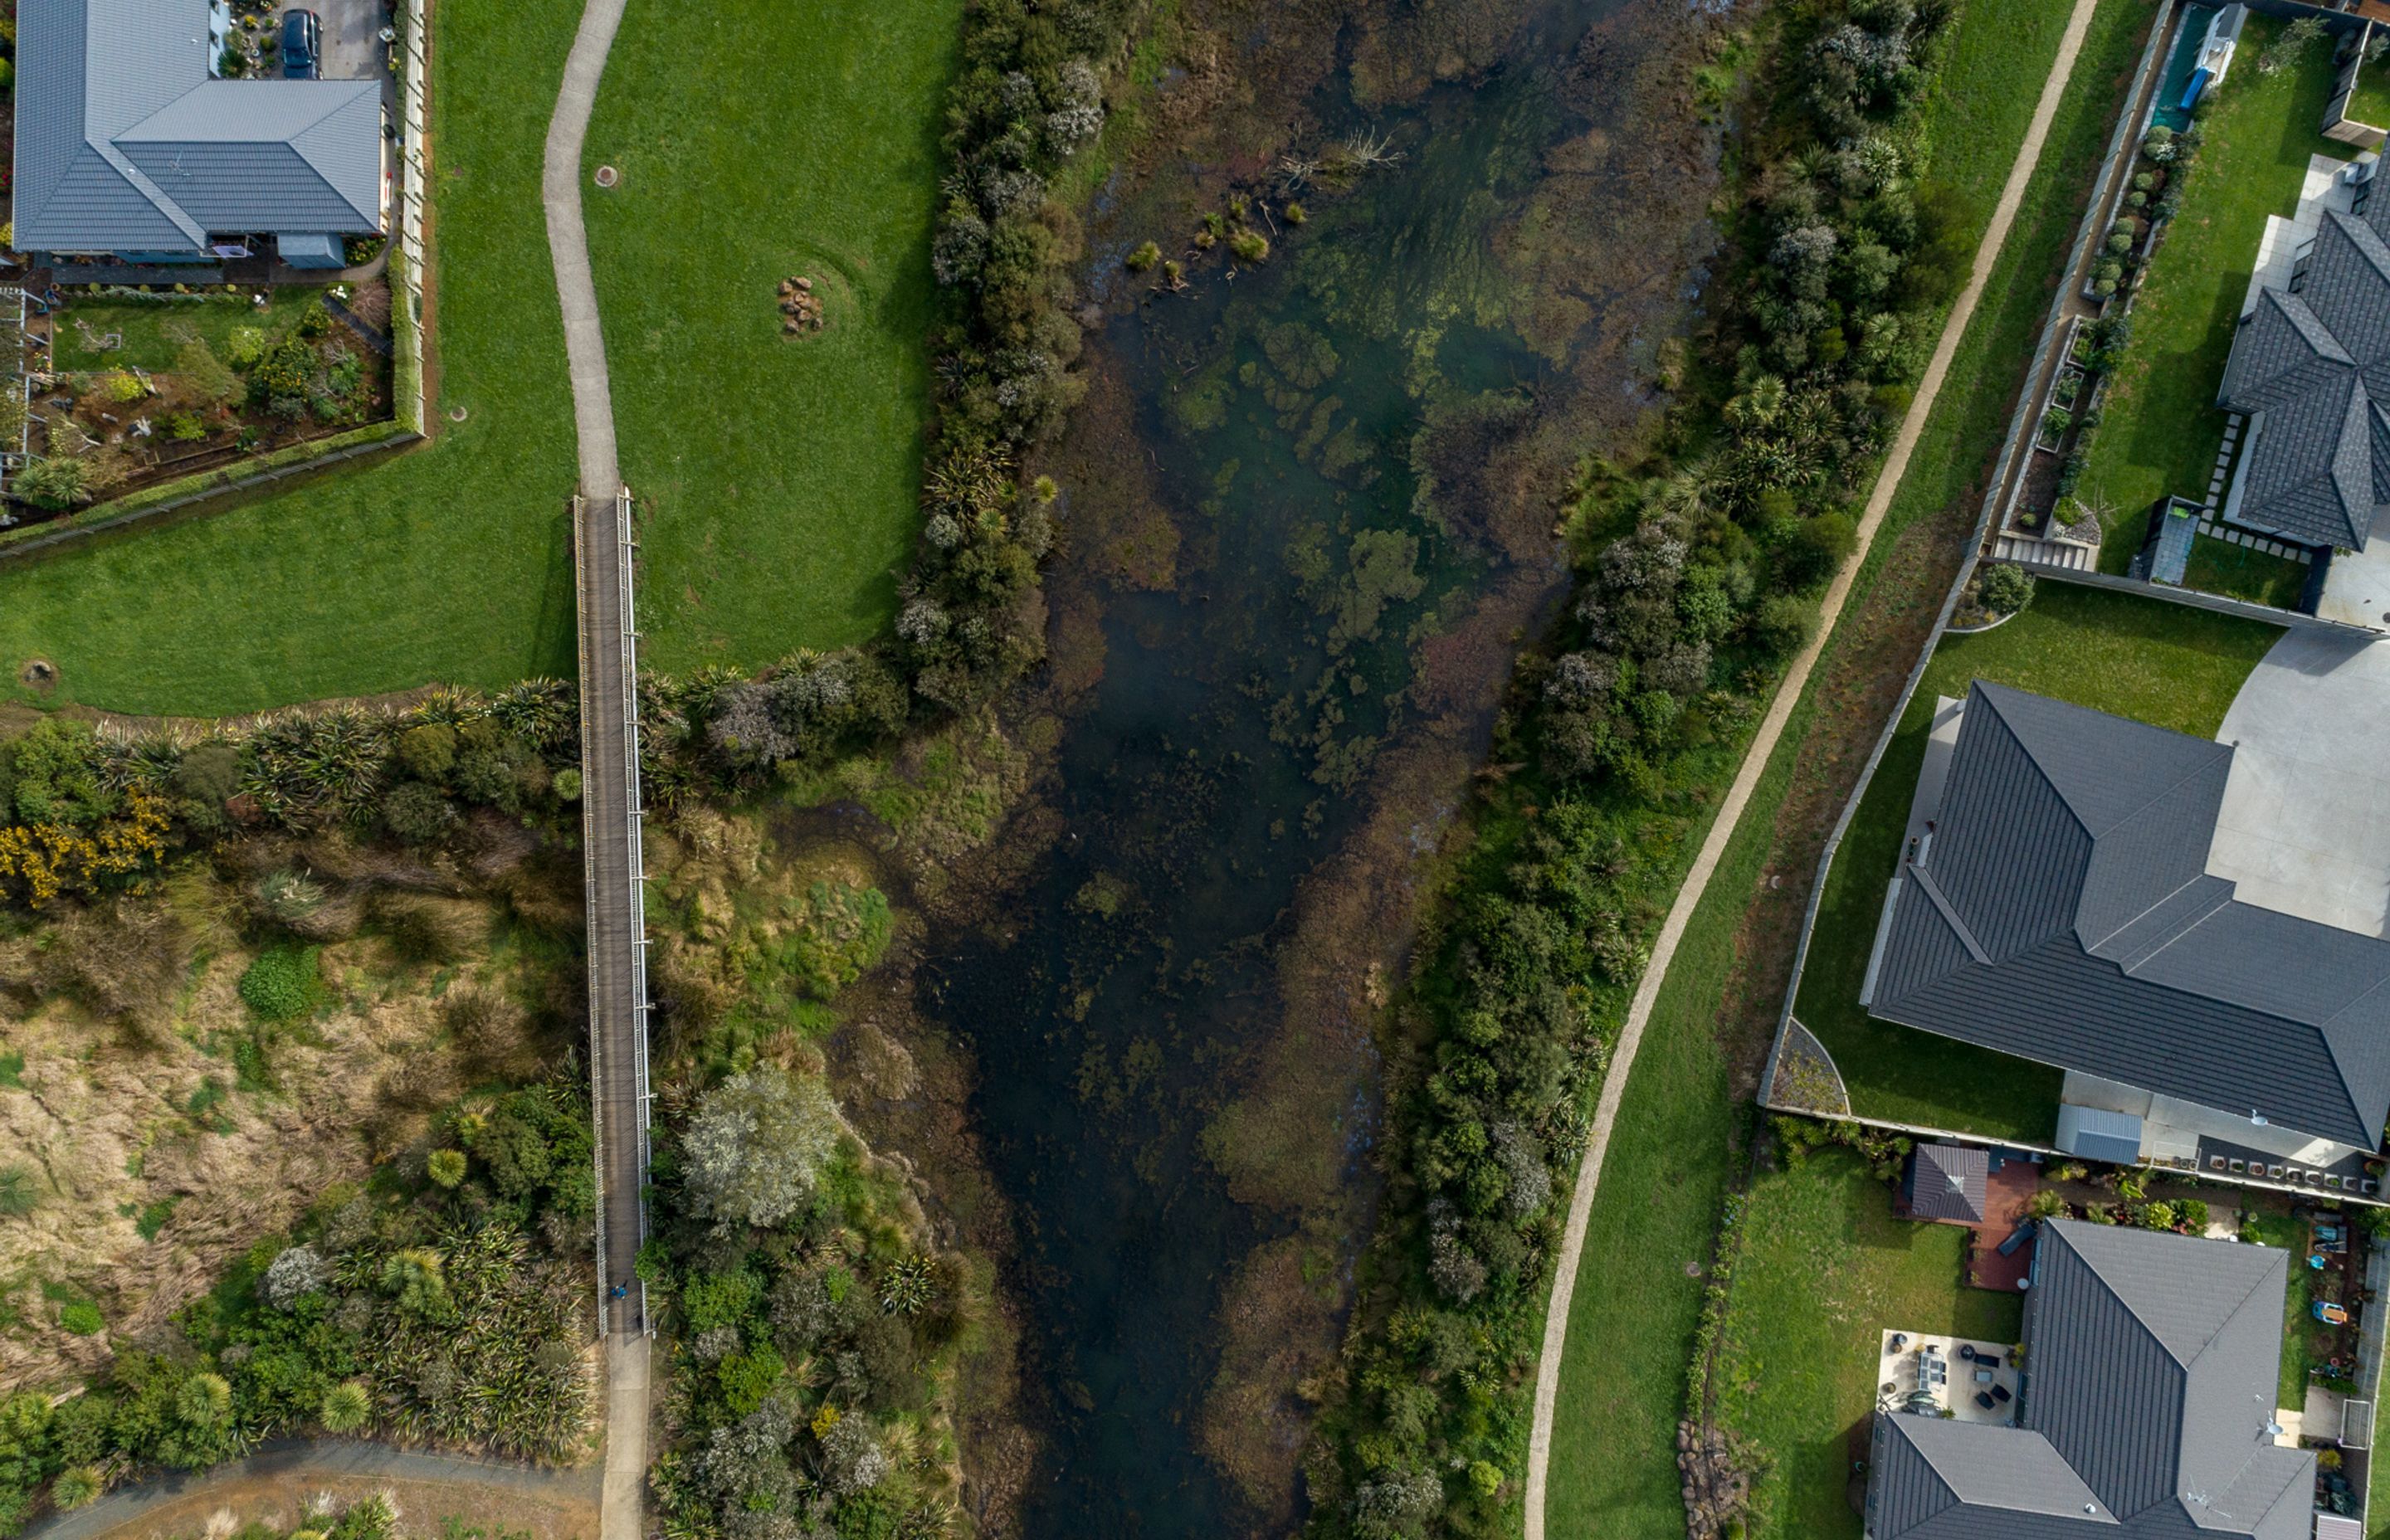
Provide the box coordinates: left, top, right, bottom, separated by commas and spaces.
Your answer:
925, 2, 1647, 1531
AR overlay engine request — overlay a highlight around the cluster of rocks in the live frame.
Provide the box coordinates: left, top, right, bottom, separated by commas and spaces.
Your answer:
779, 275, 825, 335
1678, 1420, 1757, 1539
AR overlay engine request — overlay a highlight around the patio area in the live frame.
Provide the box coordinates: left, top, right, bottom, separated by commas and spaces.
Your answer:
1875, 1328, 2020, 1425
1964, 1157, 2041, 1292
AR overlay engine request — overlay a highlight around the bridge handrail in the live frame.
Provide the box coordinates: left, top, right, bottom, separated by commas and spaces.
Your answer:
616, 486, 653, 1338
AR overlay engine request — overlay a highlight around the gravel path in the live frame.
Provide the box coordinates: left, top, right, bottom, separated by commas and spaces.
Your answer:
19, 1440, 599, 1540
1519, 0, 2105, 1529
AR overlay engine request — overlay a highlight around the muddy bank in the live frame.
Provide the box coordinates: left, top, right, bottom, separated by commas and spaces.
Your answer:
910, 0, 1742, 1530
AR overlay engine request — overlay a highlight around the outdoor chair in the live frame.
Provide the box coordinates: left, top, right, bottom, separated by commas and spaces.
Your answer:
1974, 1391, 1995, 1410
1992, 1384, 2012, 1404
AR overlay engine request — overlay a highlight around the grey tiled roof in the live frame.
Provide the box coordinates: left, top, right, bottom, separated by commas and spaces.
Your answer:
1906, 1143, 1988, 1222
1869, 1222, 2311, 1540
15, 0, 383, 256
2215, 197, 2390, 551
1870, 681, 2390, 1149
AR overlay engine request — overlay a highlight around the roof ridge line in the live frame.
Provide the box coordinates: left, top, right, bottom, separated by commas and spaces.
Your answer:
2095, 875, 2236, 970
1905, 865, 1992, 965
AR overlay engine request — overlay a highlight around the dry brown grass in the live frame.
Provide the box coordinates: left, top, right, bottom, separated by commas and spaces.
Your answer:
0, 857, 583, 1394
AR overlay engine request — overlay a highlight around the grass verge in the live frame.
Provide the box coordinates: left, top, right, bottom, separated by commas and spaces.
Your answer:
582, 0, 960, 673
2082, 17, 2354, 570
0, 0, 584, 718
1711, 1149, 2024, 1540
1542, 0, 2159, 1529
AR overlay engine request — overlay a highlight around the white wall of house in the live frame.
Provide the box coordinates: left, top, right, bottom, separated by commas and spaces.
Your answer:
2061, 1070, 2364, 1165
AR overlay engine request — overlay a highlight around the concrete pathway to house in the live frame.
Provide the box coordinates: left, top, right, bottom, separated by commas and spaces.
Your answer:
539, 9, 649, 1540
18, 1440, 600, 1540
2210, 628, 2390, 938
1521, 0, 2105, 1530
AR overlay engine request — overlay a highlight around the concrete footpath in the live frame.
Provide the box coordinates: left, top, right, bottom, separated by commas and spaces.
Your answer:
1519, 0, 2107, 1530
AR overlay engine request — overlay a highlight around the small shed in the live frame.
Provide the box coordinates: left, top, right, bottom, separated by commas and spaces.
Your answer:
2056, 1104, 2143, 1165
277, 232, 346, 270
1904, 1142, 1989, 1224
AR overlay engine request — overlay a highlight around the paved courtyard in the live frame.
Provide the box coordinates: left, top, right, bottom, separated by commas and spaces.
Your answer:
2210, 629, 2390, 938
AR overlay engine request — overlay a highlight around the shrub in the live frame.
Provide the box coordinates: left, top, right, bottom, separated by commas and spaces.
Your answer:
381, 782, 455, 845
1751, 593, 1817, 658
0, 1165, 36, 1217
13, 454, 90, 510
1775, 511, 1856, 592
51, 1467, 102, 1510
319, 1380, 372, 1434
554, 768, 583, 802
59, 1300, 103, 1336
1229, 230, 1271, 262
239, 945, 321, 1022
427, 1149, 467, 1188
103, 371, 146, 404
680, 1066, 842, 1231
398, 722, 457, 782
1124, 240, 1161, 272
1976, 563, 2034, 616
174, 339, 240, 402
225, 326, 268, 370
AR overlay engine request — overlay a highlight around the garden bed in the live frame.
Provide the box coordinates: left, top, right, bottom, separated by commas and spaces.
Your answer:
14, 285, 392, 519
2077, 14, 2358, 571
1790, 584, 2284, 1143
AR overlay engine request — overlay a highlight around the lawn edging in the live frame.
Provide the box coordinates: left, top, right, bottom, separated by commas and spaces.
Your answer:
1758, 0, 2177, 1115
0, 424, 423, 568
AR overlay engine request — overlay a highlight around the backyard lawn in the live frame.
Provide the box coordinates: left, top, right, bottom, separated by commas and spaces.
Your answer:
2179, 530, 2309, 609
2081, 15, 2356, 572
582, 0, 959, 674
1542, 0, 2158, 1533
1792, 582, 2283, 1141
1711, 1151, 2024, 1540
0, 0, 583, 716
51, 290, 323, 374
2348, 47, 2390, 134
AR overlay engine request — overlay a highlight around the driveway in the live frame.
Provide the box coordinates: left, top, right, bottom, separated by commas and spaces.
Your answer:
2209, 629, 2390, 938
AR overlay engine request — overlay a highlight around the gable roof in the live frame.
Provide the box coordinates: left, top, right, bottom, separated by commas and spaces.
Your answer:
1868, 681, 2390, 1150
1905, 1143, 1988, 1222
14, 0, 383, 255
2216, 196, 2390, 551
1870, 1222, 2311, 1540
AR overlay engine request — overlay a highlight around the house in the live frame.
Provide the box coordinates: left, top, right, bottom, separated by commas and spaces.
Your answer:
13, 0, 388, 266
2214, 152, 2390, 555
1861, 680, 2390, 1176
1866, 1219, 2314, 1538
1900, 1142, 1988, 1226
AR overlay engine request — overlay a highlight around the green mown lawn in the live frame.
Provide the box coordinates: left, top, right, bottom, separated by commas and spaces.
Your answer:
0, 0, 584, 717
2179, 530, 2310, 609
2082, 16, 2355, 571
1794, 582, 2282, 1141
1541, 1, 2158, 1533
2348, 51, 2390, 134
1713, 1151, 2025, 1540
51, 290, 323, 374
582, 0, 960, 674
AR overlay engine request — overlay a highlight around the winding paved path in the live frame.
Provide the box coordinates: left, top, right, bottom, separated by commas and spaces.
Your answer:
1520, 0, 2105, 1529
19, 1440, 599, 1540
539, 8, 650, 1540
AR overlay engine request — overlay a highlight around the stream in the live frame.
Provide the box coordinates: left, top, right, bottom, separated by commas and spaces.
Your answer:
921, 0, 1725, 1530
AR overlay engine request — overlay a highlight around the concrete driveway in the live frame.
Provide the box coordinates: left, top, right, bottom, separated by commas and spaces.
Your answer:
2209, 629, 2390, 938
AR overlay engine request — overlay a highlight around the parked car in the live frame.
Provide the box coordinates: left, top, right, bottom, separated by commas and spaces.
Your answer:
280, 9, 321, 78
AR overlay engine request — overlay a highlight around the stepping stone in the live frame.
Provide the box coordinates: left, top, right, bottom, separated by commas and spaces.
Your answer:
2224, 424, 2241, 441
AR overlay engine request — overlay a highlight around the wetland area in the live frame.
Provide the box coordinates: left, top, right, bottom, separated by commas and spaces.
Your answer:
915, 0, 1740, 1528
